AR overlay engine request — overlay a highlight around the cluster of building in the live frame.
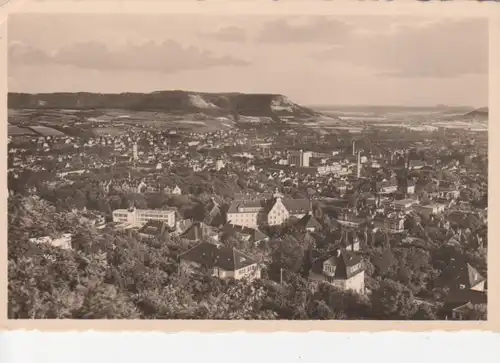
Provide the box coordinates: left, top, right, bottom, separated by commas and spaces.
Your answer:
12, 116, 488, 319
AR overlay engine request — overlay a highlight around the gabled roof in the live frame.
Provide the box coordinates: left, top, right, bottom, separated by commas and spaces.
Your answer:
179, 242, 257, 271
227, 200, 264, 214
204, 204, 223, 226
252, 228, 269, 241
312, 249, 363, 279
443, 289, 487, 312
296, 214, 322, 230
223, 223, 269, 242
438, 257, 486, 290
233, 192, 272, 201
181, 222, 216, 241
176, 218, 193, 233
338, 229, 360, 248
138, 220, 169, 236
280, 198, 311, 214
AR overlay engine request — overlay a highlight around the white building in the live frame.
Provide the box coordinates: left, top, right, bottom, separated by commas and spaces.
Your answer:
287, 150, 312, 167
132, 142, 138, 160
317, 164, 342, 175
267, 197, 311, 226
413, 203, 446, 217
112, 207, 176, 228
227, 200, 265, 229
309, 249, 365, 294
216, 159, 226, 171
29, 233, 73, 250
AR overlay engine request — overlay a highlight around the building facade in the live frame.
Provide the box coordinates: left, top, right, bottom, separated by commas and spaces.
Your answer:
287, 150, 312, 167
309, 249, 365, 294
267, 197, 311, 226
227, 200, 265, 229
180, 242, 261, 281
112, 207, 176, 228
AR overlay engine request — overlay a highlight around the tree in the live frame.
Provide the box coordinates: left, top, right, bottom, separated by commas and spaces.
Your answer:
370, 279, 418, 319
74, 283, 140, 319
465, 304, 487, 320
269, 238, 305, 279
411, 303, 437, 320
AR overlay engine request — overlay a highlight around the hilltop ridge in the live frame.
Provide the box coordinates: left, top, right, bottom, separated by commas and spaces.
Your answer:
8, 90, 327, 123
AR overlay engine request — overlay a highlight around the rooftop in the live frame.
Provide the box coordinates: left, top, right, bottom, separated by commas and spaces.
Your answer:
180, 242, 257, 271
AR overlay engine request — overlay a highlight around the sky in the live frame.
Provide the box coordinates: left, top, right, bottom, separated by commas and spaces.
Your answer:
7, 14, 488, 107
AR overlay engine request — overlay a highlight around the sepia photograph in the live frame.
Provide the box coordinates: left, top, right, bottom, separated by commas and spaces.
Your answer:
6, 8, 489, 321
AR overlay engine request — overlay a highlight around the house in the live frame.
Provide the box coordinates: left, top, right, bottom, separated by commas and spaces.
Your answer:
383, 213, 406, 233
181, 222, 218, 242
138, 220, 171, 239
337, 229, 361, 251
383, 198, 418, 213
267, 197, 312, 226
173, 218, 193, 236
179, 242, 261, 280
309, 248, 365, 294
379, 180, 398, 194
438, 187, 460, 200
29, 233, 73, 250
221, 224, 270, 245
296, 213, 323, 232
334, 181, 348, 195
409, 160, 426, 170
406, 179, 416, 195
137, 180, 147, 193
336, 210, 366, 228
204, 199, 224, 227
438, 257, 486, 292
442, 289, 487, 320
227, 199, 265, 229
413, 203, 446, 217
172, 185, 182, 195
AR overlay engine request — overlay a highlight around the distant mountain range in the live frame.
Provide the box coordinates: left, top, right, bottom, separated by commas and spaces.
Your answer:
8, 91, 324, 122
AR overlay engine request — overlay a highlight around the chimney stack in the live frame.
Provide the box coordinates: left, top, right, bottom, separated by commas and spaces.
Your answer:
352, 140, 356, 156
357, 151, 361, 178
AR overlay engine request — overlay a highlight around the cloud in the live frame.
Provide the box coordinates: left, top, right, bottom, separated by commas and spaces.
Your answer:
202, 25, 247, 42
9, 39, 249, 73
311, 19, 488, 78
256, 17, 353, 44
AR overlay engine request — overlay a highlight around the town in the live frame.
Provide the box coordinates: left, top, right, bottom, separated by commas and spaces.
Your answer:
8, 105, 488, 320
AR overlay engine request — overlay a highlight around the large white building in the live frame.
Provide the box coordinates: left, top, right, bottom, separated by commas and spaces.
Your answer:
267, 197, 311, 226
112, 207, 176, 228
287, 150, 312, 167
227, 200, 265, 229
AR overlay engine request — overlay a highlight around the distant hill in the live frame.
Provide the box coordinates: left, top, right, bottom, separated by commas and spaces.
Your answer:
463, 107, 488, 118
8, 91, 326, 123
457, 107, 488, 123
